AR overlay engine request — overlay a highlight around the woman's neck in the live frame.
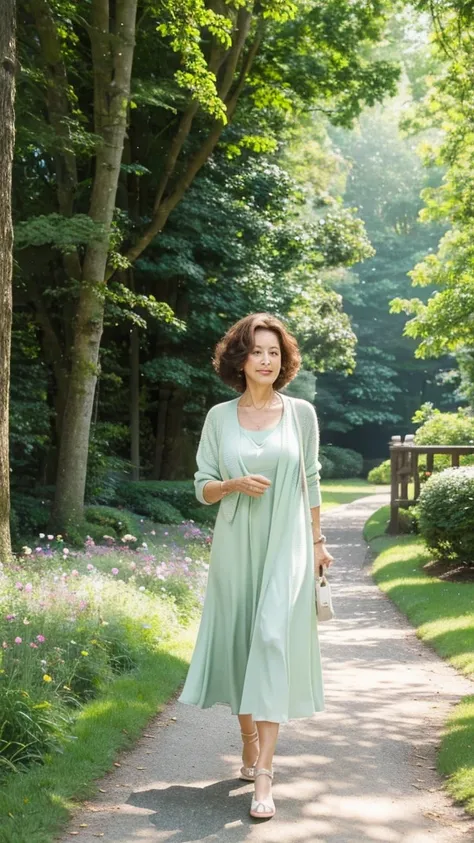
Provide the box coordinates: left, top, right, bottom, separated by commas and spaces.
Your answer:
241, 385, 276, 407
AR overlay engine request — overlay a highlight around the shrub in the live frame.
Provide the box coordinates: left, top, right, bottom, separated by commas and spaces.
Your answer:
397, 507, 419, 535
10, 493, 51, 540
86, 422, 131, 505
414, 406, 474, 475
320, 445, 363, 478
416, 466, 474, 567
318, 453, 335, 479
84, 506, 138, 540
117, 482, 185, 523
367, 459, 391, 484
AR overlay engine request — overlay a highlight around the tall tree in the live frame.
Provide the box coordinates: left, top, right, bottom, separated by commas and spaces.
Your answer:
0, 0, 16, 562
40, 0, 139, 529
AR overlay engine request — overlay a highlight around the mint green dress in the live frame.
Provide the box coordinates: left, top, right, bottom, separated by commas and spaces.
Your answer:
178, 394, 325, 723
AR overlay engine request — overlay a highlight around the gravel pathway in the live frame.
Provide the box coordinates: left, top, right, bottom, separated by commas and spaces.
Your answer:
61, 492, 474, 843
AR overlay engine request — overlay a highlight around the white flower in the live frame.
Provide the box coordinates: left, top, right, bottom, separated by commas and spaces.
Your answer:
142, 542, 147, 548
63, 548, 69, 556
22, 546, 32, 555
184, 556, 192, 563
138, 586, 145, 592
39, 533, 45, 539
47, 535, 54, 541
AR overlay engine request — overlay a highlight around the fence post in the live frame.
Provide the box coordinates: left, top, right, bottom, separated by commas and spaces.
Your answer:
388, 436, 401, 534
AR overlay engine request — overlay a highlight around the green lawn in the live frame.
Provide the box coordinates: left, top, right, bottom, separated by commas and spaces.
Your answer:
364, 505, 474, 815
321, 478, 384, 510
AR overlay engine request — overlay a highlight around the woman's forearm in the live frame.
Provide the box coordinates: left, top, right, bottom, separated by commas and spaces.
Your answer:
310, 505, 322, 541
202, 478, 237, 504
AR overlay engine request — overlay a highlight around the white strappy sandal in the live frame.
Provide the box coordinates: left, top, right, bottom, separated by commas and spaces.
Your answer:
239, 728, 259, 781
249, 768, 275, 819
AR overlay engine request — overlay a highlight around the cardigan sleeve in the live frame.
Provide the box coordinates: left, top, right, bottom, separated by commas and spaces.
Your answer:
302, 401, 322, 508
194, 407, 222, 505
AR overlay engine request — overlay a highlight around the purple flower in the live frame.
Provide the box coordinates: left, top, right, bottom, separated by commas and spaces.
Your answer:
6, 614, 15, 622
24, 583, 33, 593
36, 634, 46, 643
14, 637, 22, 645
111, 567, 119, 575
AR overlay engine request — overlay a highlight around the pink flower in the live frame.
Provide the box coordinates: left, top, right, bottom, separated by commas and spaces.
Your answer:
6, 614, 15, 621
15, 582, 23, 590
63, 548, 70, 556
14, 637, 22, 645
87, 563, 94, 571
36, 634, 46, 643
130, 562, 136, 571
111, 568, 119, 575
71, 569, 78, 576
24, 583, 33, 593
164, 532, 169, 536
30, 642, 38, 648
47, 535, 54, 541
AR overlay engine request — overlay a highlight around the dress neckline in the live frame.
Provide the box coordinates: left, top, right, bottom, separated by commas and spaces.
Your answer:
235, 392, 285, 433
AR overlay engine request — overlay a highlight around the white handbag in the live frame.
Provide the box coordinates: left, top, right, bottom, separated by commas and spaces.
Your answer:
315, 564, 336, 622
293, 400, 336, 623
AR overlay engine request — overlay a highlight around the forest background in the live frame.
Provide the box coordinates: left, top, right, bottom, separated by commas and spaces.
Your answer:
3, 0, 474, 555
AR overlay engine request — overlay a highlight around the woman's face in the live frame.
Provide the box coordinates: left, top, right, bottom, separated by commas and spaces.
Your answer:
242, 328, 282, 388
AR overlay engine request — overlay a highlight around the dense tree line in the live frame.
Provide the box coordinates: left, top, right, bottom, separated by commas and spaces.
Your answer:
6, 0, 400, 550
3, 0, 473, 556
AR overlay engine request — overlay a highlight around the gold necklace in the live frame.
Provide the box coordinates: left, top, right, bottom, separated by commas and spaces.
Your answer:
238, 392, 281, 429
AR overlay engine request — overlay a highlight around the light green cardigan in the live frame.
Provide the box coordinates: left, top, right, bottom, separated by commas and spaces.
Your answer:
193, 393, 322, 523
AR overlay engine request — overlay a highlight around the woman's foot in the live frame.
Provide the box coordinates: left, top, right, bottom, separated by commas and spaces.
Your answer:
250, 768, 275, 819
240, 728, 259, 781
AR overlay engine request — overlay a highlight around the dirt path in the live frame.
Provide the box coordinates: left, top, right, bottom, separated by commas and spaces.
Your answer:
60, 492, 474, 843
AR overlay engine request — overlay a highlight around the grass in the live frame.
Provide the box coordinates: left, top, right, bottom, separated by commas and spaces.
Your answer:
364, 506, 474, 815
320, 478, 383, 509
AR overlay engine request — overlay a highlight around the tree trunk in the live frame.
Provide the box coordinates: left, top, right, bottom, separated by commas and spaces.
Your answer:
152, 387, 171, 480
130, 323, 140, 480
0, 0, 16, 563
161, 388, 185, 480
52, 0, 138, 530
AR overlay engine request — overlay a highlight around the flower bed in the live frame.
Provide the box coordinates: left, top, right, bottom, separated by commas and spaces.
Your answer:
0, 519, 212, 779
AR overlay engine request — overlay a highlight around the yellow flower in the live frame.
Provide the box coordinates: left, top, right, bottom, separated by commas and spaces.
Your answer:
43, 674, 52, 682
81, 650, 89, 657
63, 685, 71, 691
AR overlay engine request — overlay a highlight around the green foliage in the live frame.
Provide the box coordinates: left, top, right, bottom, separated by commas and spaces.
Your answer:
85, 423, 131, 505
367, 459, 391, 484
389, 1, 474, 407
10, 494, 51, 542
15, 214, 105, 253
116, 482, 185, 523
318, 453, 335, 479
83, 506, 138, 541
416, 466, 474, 567
414, 406, 474, 447
320, 445, 363, 478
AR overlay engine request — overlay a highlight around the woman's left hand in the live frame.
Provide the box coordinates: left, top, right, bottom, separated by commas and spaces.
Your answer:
313, 543, 334, 573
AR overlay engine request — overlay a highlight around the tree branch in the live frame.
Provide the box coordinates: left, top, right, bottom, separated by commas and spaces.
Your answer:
113, 20, 264, 273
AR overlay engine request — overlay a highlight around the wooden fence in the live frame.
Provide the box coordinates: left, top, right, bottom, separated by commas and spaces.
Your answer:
388, 435, 474, 534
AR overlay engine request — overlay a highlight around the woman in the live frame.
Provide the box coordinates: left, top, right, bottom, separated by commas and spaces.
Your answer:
178, 312, 334, 819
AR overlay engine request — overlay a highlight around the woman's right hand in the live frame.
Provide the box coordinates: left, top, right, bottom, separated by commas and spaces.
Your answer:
233, 474, 272, 498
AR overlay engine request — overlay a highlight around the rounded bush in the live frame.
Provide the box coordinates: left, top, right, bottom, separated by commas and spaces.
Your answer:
367, 459, 391, 484
320, 445, 363, 478
417, 465, 474, 567
318, 453, 335, 479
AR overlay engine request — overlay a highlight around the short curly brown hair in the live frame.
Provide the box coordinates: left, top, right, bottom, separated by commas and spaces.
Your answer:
212, 312, 301, 393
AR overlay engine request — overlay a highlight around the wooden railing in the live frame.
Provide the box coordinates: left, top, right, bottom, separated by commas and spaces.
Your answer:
388, 435, 474, 534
